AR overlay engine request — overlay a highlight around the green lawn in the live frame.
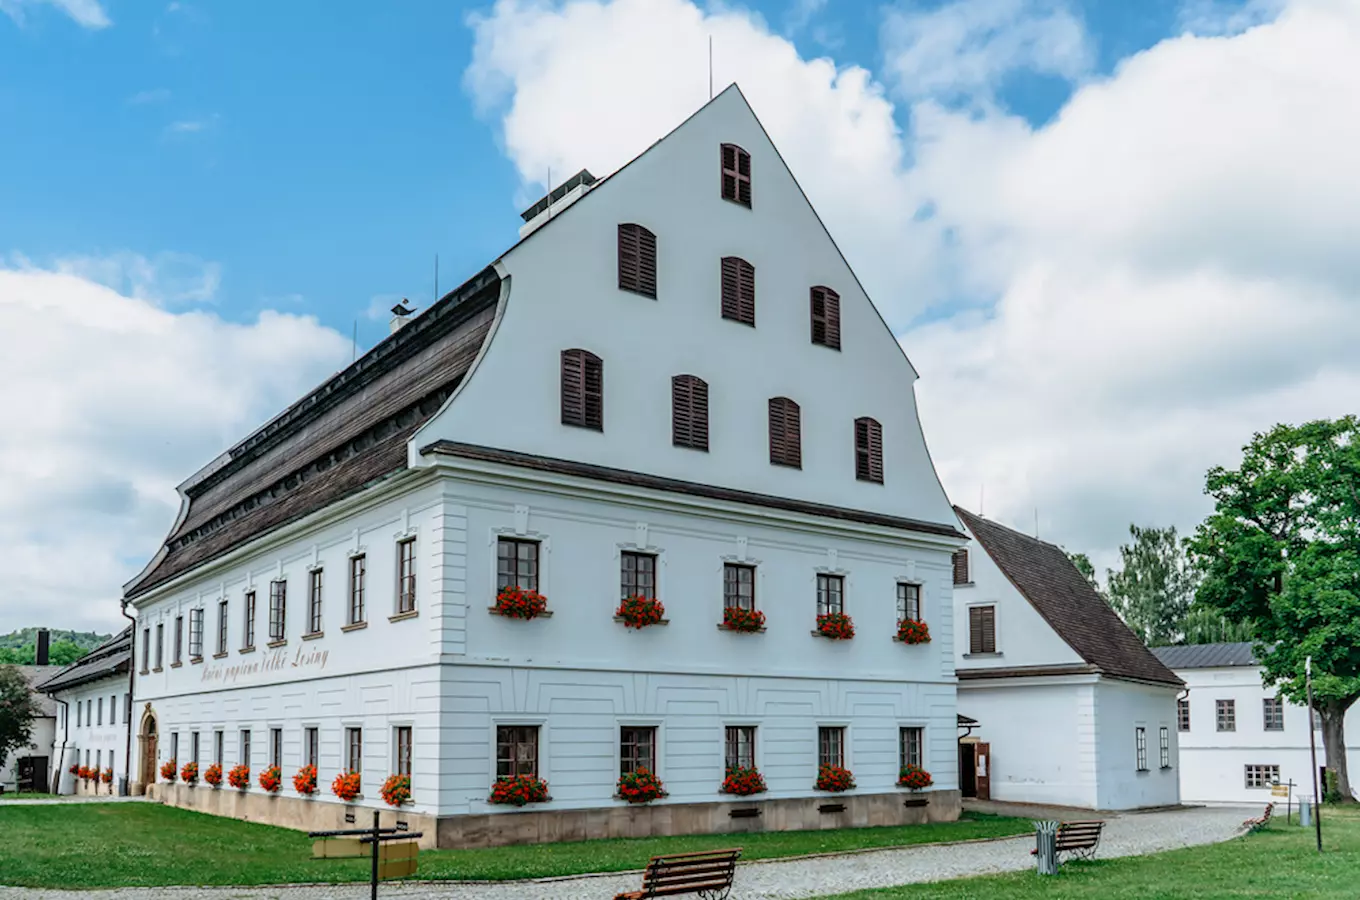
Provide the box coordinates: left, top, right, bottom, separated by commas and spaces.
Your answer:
820, 806, 1360, 899
0, 792, 60, 801
0, 802, 1030, 888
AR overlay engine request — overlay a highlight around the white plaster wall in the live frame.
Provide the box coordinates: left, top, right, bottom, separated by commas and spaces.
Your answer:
1093, 679, 1180, 810
413, 86, 956, 531
957, 680, 1096, 808
48, 674, 130, 792
1, 716, 55, 792
952, 526, 1084, 671
1175, 665, 1360, 804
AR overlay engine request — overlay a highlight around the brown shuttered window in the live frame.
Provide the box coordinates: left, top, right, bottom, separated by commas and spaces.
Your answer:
561, 349, 603, 430
768, 397, 802, 469
720, 143, 752, 207
952, 548, 970, 585
968, 605, 996, 654
854, 417, 883, 483
671, 374, 709, 451
811, 286, 841, 350
720, 257, 755, 326
618, 223, 657, 298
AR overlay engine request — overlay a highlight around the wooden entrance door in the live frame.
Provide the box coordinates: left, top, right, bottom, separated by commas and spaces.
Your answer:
138, 712, 158, 793
975, 742, 991, 801
958, 743, 977, 798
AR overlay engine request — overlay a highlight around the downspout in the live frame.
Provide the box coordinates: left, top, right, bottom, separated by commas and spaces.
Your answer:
121, 599, 136, 797
48, 695, 70, 794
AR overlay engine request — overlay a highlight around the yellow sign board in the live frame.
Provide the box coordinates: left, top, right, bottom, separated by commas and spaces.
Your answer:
377, 840, 418, 880
312, 838, 365, 859
1271, 784, 1291, 798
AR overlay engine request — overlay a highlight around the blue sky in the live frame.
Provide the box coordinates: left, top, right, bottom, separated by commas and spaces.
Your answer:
8, 0, 1345, 634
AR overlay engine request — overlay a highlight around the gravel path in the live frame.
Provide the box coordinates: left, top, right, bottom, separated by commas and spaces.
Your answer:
0, 805, 1253, 900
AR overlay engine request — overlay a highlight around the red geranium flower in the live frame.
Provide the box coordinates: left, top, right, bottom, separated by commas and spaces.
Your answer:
160, 759, 178, 782
494, 585, 549, 620
332, 770, 362, 802
488, 774, 550, 806
897, 764, 934, 790
381, 774, 412, 807
227, 764, 250, 790
293, 764, 318, 795
896, 618, 931, 645
721, 606, 766, 633
616, 594, 665, 629
814, 764, 856, 793
204, 763, 223, 788
720, 766, 767, 796
259, 765, 282, 793
101, 767, 113, 785
180, 761, 199, 784
815, 612, 855, 640
616, 767, 667, 804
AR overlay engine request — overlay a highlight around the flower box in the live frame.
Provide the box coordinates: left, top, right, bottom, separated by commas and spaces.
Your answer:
259, 765, 282, 793
616, 767, 667, 804
814, 764, 856, 793
160, 758, 178, 783
204, 763, 223, 788
895, 618, 931, 645
293, 764, 318, 796
488, 774, 550, 806
897, 764, 933, 791
101, 768, 113, 785
491, 585, 549, 620
719, 606, 766, 633
228, 764, 251, 790
180, 762, 199, 785
615, 595, 666, 629
719, 766, 767, 796
381, 774, 412, 807
68, 764, 79, 776
332, 770, 362, 802
814, 612, 855, 640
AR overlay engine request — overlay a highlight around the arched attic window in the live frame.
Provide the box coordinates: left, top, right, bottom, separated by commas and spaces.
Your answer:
721, 143, 752, 207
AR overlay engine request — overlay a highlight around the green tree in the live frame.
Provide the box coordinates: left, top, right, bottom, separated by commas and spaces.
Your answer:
1065, 550, 1101, 593
0, 664, 42, 773
0, 641, 87, 666
1179, 602, 1254, 644
1189, 417, 1360, 802
1105, 524, 1196, 647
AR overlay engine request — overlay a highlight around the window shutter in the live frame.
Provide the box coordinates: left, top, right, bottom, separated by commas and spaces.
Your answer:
953, 548, 969, 585
618, 224, 657, 298
720, 143, 752, 208
721, 257, 755, 325
561, 349, 603, 430
672, 374, 709, 451
854, 417, 883, 483
811, 286, 841, 350
768, 397, 801, 468
982, 606, 995, 652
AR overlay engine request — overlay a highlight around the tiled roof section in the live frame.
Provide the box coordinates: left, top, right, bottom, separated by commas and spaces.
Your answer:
15, 666, 65, 716
124, 268, 502, 600
1151, 642, 1258, 670
954, 506, 1183, 688
36, 627, 132, 694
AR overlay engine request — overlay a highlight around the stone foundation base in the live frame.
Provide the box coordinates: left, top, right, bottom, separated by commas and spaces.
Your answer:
438, 789, 962, 849
155, 784, 438, 849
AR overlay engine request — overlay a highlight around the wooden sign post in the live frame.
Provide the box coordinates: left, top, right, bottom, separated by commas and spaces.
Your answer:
1271, 780, 1294, 824
308, 812, 423, 899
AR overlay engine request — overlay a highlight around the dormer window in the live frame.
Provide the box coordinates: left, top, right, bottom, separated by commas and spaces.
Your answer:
811, 286, 841, 350
854, 417, 883, 483
561, 349, 604, 430
671, 374, 709, 451
721, 257, 755, 326
720, 143, 751, 207
617, 224, 657, 298
768, 397, 802, 469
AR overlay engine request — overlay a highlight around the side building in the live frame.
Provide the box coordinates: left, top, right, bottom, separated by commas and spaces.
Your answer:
1151, 642, 1359, 804
38, 628, 133, 795
951, 507, 1183, 810
0, 638, 62, 794
122, 84, 968, 848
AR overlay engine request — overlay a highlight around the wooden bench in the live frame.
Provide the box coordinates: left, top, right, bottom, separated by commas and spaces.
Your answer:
612, 848, 742, 900
1243, 803, 1274, 832
1030, 820, 1105, 862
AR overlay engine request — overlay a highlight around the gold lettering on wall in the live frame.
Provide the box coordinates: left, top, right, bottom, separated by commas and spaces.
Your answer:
200, 644, 329, 685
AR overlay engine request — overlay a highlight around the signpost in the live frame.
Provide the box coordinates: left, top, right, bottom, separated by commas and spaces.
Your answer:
1306, 656, 1323, 853
308, 811, 422, 899
1271, 780, 1294, 824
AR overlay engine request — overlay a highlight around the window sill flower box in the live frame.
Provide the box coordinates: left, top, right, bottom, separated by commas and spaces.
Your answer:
332, 770, 362, 802
897, 764, 934, 791
490, 586, 550, 620
293, 764, 318, 796
813, 613, 855, 640
259, 765, 282, 793
895, 618, 931, 644
616, 767, 667, 804
814, 764, 856, 793
719, 767, 767, 796
719, 607, 766, 633
160, 759, 178, 783
381, 774, 412, 807
180, 762, 199, 785
204, 764, 223, 788
615, 595, 666, 629
489, 775, 551, 806
227, 764, 251, 790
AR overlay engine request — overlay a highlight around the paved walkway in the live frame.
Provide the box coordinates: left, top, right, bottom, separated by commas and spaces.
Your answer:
0, 805, 1254, 900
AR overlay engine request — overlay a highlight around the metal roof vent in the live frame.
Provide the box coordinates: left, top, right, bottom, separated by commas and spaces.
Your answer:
390, 300, 415, 335
519, 169, 597, 238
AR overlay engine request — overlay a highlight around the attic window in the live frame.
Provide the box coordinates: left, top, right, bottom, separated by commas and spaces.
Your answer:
618, 224, 657, 298
561, 349, 604, 430
768, 397, 802, 469
810, 286, 841, 350
854, 417, 883, 483
952, 548, 970, 585
671, 374, 710, 451
721, 143, 751, 207
721, 257, 755, 326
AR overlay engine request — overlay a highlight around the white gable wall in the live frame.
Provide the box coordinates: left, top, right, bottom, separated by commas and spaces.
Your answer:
413, 86, 955, 531
1093, 679, 1180, 809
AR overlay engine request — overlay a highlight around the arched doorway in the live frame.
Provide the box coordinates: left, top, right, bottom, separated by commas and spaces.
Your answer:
137, 706, 158, 795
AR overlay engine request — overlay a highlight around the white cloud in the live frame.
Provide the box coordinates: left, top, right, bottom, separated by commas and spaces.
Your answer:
0, 257, 351, 632
127, 88, 171, 105
47, 250, 222, 306
463, 0, 1360, 579
880, 0, 1093, 105
1178, 0, 1286, 36
0, 0, 110, 28
164, 116, 217, 135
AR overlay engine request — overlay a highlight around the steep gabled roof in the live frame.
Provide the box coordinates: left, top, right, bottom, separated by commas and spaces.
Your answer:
124, 267, 502, 600
955, 506, 1182, 688
36, 627, 132, 694
14, 666, 64, 716
1151, 642, 1257, 670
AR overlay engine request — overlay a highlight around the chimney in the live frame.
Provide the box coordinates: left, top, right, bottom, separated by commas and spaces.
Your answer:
519, 169, 598, 238
36, 629, 50, 666
389, 300, 415, 335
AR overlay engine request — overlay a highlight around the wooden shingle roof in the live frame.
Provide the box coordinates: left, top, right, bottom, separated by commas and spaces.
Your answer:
955, 506, 1183, 688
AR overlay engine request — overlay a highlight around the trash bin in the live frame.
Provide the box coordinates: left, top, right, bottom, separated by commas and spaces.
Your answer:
1300, 796, 1313, 827
1034, 820, 1059, 875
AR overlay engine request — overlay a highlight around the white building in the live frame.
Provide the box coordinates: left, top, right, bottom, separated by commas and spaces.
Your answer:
1151, 642, 1360, 804
951, 507, 1184, 810
38, 628, 133, 795
1, 664, 61, 794
122, 85, 969, 848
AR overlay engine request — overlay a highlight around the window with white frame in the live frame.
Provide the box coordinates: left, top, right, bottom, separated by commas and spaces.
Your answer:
1245, 764, 1280, 788
818, 726, 846, 768
269, 580, 287, 643
816, 574, 844, 616
154, 623, 164, 669
1159, 726, 1171, 769
188, 608, 203, 659
240, 729, 251, 766
900, 726, 924, 769
348, 555, 366, 625
270, 728, 282, 768
141, 627, 150, 672
173, 616, 183, 664
496, 538, 539, 592
307, 569, 324, 634
345, 727, 362, 774
305, 727, 319, 768
396, 537, 417, 614
723, 563, 755, 610
191, 732, 200, 766
724, 725, 756, 771
1135, 727, 1148, 772
170, 733, 179, 764
897, 583, 921, 622
1216, 699, 1235, 732
495, 725, 538, 778
243, 590, 256, 650
395, 725, 413, 777
214, 730, 223, 765
1177, 697, 1190, 732
620, 551, 657, 600
1263, 697, 1285, 731
620, 726, 657, 775
216, 599, 229, 655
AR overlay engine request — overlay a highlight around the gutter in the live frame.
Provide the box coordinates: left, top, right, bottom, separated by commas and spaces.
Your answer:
48, 695, 70, 794
120, 599, 136, 797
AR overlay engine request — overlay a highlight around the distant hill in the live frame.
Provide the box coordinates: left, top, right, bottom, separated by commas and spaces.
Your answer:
0, 628, 113, 666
